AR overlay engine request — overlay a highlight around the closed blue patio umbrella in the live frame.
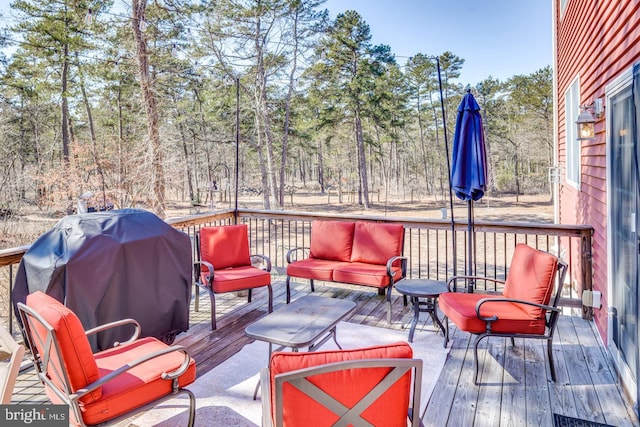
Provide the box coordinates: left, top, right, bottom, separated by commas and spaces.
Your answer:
451, 89, 487, 292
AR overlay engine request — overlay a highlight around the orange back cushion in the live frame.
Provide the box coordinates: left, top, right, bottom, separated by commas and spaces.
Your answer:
200, 224, 251, 269
503, 244, 559, 319
309, 221, 355, 262
270, 342, 413, 427
350, 222, 404, 265
25, 291, 101, 403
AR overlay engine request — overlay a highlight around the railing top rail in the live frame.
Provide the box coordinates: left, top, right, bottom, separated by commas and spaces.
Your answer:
166, 209, 236, 228
236, 209, 593, 236
0, 245, 30, 268
0, 208, 594, 268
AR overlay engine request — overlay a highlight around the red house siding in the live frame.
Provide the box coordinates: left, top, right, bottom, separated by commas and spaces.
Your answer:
555, 0, 640, 342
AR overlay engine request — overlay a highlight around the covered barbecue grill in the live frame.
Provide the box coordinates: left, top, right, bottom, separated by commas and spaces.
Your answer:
13, 209, 192, 351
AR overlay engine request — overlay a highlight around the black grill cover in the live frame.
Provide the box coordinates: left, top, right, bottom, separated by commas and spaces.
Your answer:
13, 209, 192, 351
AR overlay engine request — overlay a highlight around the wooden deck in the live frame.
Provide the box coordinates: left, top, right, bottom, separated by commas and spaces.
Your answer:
11, 276, 640, 426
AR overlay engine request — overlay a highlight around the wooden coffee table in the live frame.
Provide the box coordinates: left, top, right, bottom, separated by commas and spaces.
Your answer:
245, 294, 356, 399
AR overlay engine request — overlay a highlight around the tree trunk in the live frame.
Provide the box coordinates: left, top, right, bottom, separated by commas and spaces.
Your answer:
132, 0, 165, 218
177, 120, 195, 203
61, 43, 70, 165
317, 139, 325, 193
77, 55, 107, 208
279, 5, 300, 207
355, 110, 370, 208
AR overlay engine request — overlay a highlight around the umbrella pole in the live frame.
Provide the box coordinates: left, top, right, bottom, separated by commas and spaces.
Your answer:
467, 200, 475, 293
435, 57, 457, 278
234, 76, 240, 224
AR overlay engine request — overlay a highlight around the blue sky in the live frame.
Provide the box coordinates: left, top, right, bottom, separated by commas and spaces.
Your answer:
323, 0, 553, 85
0, 0, 552, 85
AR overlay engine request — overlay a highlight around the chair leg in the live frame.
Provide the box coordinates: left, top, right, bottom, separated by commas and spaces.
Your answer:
547, 337, 556, 381
248, 289, 252, 303
386, 286, 392, 324
473, 334, 488, 385
178, 387, 196, 427
443, 316, 449, 348
267, 284, 273, 313
510, 337, 515, 346
285, 276, 291, 303
310, 279, 315, 292
209, 291, 217, 330
194, 284, 200, 312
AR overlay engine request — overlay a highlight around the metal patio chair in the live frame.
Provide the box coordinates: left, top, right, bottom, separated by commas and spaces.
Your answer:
194, 223, 273, 330
439, 243, 568, 385
261, 342, 423, 427
17, 291, 196, 427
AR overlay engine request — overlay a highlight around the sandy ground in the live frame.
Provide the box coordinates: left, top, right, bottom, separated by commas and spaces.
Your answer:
1, 192, 553, 249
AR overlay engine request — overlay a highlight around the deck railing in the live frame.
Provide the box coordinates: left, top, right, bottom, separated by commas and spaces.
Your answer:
0, 208, 593, 334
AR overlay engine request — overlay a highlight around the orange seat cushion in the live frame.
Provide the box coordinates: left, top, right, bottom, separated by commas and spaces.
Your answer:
270, 342, 413, 427
81, 337, 196, 425
309, 221, 355, 262
439, 292, 547, 335
286, 259, 348, 281
350, 222, 404, 265
503, 244, 558, 319
204, 265, 271, 293
25, 292, 102, 404
200, 225, 251, 269
333, 262, 403, 288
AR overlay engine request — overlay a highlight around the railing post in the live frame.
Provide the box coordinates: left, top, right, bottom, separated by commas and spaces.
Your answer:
581, 228, 594, 320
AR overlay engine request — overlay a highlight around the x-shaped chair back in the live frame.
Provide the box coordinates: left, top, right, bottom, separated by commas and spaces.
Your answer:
270, 358, 422, 427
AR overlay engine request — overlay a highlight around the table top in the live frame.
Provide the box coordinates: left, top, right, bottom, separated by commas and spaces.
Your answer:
395, 278, 449, 297
244, 295, 356, 348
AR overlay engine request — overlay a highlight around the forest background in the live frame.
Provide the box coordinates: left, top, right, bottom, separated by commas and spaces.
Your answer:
0, 0, 553, 247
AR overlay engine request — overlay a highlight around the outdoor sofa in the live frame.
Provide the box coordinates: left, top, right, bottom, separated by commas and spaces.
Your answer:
286, 220, 407, 322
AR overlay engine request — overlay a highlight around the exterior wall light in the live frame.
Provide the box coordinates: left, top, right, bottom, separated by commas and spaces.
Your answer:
576, 98, 604, 141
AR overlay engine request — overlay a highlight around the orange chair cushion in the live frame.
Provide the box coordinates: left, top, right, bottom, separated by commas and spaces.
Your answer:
309, 221, 355, 262
203, 265, 271, 293
81, 337, 196, 425
200, 225, 251, 269
25, 292, 102, 404
286, 259, 347, 281
350, 222, 404, 265
270, 342, 413, 427
503, 244, 559, 319
439, 292, 547, 335
333, 262, 403, 288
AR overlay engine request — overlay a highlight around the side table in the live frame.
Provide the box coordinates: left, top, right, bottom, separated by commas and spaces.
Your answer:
395, 279, 448, 346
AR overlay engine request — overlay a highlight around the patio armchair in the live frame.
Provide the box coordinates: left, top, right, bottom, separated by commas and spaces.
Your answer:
17, 291, 196, 427
261, 342, 423, 427
439, 243, 567, 385
0, 324, 25, 404
194, 223, 273, 330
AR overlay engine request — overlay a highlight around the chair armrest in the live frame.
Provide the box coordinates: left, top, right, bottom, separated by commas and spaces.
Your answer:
85, 319, 141, 346
386, 256, 408, 279
194, 260, 215, 285
260, 367, 273, 427
286, 246, 310, 263
446, 275, 506, 292
73, 345, 193, 397
251, 254, 272, 272
475, 297, 561, 322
